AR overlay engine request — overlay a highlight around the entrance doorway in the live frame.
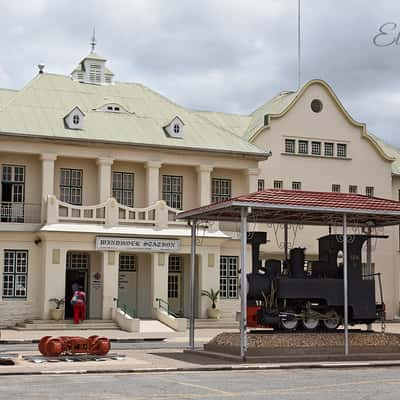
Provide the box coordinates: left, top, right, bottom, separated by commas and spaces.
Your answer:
118, 254, 137, 316
65, 252, 89, 319
168, 255, 183, 316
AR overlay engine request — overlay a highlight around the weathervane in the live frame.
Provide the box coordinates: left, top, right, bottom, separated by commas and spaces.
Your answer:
90, 27, 96, 53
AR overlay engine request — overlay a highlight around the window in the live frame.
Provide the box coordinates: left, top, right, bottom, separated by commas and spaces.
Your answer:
349, 185, 358, 194
168, 255, 183, 273
119, 255, 137, 271
273, 180, 283, 189
311, 99, 323, 113
298, 140, 308, 154
325, 142, 334, 157
112, 172, 134, 207
257, 179, 265, 192
89, 64, 101, 83
220, 256, 239, 299
72, 115, 80, 125
285, 139, 295, 153
1, 165, 25, 222
60, 169, 82, 205
3, 250, 28, 299
292, 181, 302, 190
173, 124, 180, 134
66, 253, 89, 270
332, 184, 341, 193
162, 175, 183, 209
366, 186, 374, 198
311, 141, 321, 155
337, 143, 347, 158
212, 178, 232, 203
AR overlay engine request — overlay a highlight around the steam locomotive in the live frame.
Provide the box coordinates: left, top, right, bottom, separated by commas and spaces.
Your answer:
246, 232, 386, 331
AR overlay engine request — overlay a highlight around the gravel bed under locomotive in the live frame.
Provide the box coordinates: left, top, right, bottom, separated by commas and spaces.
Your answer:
246, 232, 386, 331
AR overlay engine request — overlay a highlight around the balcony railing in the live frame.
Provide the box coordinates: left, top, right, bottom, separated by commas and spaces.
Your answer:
46, 195, 186, 229
0, 202, 41, 224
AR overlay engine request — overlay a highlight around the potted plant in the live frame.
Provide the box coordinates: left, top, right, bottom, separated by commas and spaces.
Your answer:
48, 298, 65, 320
201, 289, 221, 319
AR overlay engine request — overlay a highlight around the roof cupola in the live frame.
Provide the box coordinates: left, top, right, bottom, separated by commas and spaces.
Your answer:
71, 29, 114, 85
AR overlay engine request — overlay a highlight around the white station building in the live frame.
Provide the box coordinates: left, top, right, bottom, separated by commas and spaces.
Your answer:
1, 43, 400, 327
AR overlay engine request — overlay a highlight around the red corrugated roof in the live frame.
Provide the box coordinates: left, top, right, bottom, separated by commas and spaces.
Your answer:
178, 189, 400, 227
232, 189, 400, 212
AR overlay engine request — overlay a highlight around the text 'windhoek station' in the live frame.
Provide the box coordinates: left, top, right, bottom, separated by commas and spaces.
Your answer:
1, 41, 400, 329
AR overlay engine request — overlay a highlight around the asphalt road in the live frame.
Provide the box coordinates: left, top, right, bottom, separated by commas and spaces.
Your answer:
1, 367, 400, 400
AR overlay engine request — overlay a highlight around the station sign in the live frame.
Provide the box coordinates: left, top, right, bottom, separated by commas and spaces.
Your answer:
95, 236, 180, 252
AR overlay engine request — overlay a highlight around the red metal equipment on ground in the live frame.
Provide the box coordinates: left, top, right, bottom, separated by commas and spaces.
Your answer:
38, 335, 111, 356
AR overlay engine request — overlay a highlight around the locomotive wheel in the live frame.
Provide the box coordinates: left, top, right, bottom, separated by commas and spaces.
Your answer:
322, 311, 341, 331
280, 311, 298, 331
302, 317, 319, 331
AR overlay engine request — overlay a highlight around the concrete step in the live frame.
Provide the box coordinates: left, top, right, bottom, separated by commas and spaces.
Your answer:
14, 319, 120, 331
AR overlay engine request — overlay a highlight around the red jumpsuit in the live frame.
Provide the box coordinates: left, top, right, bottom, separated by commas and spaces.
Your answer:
72, 290, 86, 324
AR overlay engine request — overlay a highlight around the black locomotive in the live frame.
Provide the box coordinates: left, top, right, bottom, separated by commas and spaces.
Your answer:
246, 232, 386, 331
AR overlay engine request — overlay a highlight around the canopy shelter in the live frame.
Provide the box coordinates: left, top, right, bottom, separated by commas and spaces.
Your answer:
178, 189, 400, 359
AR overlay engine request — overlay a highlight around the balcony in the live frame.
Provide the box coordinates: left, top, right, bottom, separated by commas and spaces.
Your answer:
46, 196, 186, 229
0, 202, 41, 224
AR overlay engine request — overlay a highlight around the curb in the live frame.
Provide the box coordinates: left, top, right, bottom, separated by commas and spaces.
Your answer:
2, 360, 400, 376
0, 338, 166, 345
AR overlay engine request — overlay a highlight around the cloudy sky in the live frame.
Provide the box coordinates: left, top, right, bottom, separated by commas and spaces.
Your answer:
1, 0, 400, 145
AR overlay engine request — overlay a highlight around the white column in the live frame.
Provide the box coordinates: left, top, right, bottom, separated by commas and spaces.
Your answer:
97, 157, 114, 203
102, 251, 119, 319
196, 165, 213, 206
145, 161, 162, 205
40, 153, 57, 222
245, 168, 260, 193
198, 249, 220, 318
150, 252, 169, 315
42, 244, 66, 319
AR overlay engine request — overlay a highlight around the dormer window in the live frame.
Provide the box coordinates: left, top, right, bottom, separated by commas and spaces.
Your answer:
64, 106, 85, 130
97, 103, 127, 113
164, 116, 184, 138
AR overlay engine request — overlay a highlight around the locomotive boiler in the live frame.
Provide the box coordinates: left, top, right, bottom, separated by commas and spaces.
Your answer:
246, 232, 386, 331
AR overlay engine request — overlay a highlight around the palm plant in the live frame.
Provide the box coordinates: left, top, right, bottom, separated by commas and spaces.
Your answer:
49, 297, 65, 309
201, 289, 220, 309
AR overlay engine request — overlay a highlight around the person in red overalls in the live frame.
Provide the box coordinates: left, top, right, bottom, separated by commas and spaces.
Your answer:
72, 286, 86, 324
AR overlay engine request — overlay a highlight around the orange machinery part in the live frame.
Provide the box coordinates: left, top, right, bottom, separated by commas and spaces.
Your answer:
38, 335, 111, 357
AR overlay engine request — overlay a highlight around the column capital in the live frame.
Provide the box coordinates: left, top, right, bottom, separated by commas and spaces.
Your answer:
145, 160, 162, 169
40, 153, 57, 162
244, 167, 260, 176
96, 157, 114, 166
196, 165, 213, 174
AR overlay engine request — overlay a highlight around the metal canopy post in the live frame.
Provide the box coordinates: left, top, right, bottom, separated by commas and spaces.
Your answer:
343, 213, 349, 356
240, 207, 248, 360
366, 226, 372, 331
284, 223, 289, 262
189, 220, 197, 350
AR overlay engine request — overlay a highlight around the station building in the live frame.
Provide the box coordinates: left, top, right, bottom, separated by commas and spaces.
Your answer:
0, 46, 399, 326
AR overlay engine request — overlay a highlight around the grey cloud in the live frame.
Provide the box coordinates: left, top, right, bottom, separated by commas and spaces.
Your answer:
0, 0, 400, 145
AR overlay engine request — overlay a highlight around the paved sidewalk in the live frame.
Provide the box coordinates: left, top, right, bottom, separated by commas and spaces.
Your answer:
0, 323, 398, 375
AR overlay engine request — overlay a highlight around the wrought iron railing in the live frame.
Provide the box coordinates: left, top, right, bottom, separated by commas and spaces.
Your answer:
0, 202, 41, 224
114, 298, 137, 318
156, 297, 182, 318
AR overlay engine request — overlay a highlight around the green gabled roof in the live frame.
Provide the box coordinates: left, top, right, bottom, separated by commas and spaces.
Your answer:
0, 73, 266, 157
244, 90, 298, 139
368, 133, 400, 175
0, 88, 18, 108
